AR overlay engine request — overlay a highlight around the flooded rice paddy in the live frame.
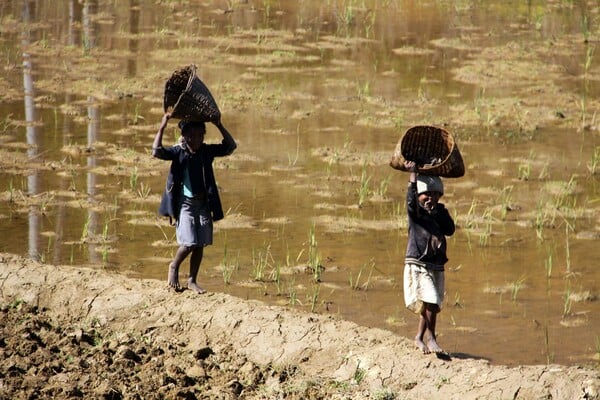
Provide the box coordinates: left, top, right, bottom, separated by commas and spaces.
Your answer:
0, 0, 599, 367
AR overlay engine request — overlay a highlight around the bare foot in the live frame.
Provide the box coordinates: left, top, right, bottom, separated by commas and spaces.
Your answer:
188, 278, 207, 294
168, 263, 181, 291
415, 337, 430, 354
426, 337, 446, 355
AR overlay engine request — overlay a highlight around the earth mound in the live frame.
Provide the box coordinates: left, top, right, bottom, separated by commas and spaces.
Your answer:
1, 253, 598, 399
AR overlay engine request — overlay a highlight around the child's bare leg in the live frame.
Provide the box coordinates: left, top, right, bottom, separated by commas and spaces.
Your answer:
423, 303, 445, 354
187, 246, 206, 294
169, 246, 193, 291
415, 314, 430, 353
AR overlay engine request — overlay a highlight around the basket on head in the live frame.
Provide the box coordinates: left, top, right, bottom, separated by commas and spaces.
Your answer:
389, 125, 465, 178
163, 64, 221, 123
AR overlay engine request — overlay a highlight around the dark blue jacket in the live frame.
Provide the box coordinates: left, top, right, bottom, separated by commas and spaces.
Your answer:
153, 138, 236, 223
405, 182, 455, 267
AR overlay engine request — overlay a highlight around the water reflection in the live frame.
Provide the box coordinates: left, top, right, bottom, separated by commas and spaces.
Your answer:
22, 0, 40, 261
83, 0, 101, 264
67, 0, 82, 46
82, 0, 97, 52
127, 0, 140, 77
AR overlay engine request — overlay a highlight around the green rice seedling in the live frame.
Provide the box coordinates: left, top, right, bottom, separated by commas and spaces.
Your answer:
534, 200, 547, 241
335, 0, 355, 30
391, 201, 403, 221
450, 314, 457, 327
518, 160, 531, 181
564, 224, 572, 274
549, 175, 576, 211
498, 185, 513, 220
155, 221, 173, 242
357, 80, 371, 99
364, 9, 376, 38
349, 267, 363, 290
110, 196, 119, 220
307, 224, 322, 282
40, 236, 53, 263
287, 279, 301, 307
80, 215, 92, 243
357, 161, 372, 207
545, 253, 553, 279
464, 199, 477, 229
595, 336, 600, 364
417, 78, 428, 103
511, 275, 526, 302
284, 244, 293, 268
287, 125, 301, 167
101, 246, 109, 264
38, 193, 54, 215
129, 166, 138, 192
474, 88, 493, 134
137, 182, 151, 199
131, 103, 145, 125
102, 217, 110, 242
67, 161, 78, 192
222, 255, 238, 285
376, 175, 392, 198
349, 259, 375, 290
581, 14, 592, 44
478, 207, 493, 246
453, 292, 464, 308
353, 363, 366, 385
579, 97, 588, 128
563, 282, 572, 317
221, 240, 238, 285
53, 107, 59, 129
544, 324, 554, 364
1, 113, 12, 132
587, 146, 600, 175
532, 9, 544, 30
538, 163, 549, 180
363, 260, 375, 290
6, 179, 16, 203
271, 262, 283, 295
308, 284, 320, 312
252, 242, 273, 282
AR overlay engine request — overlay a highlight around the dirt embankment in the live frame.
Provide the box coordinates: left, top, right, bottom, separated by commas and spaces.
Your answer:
1, 253, 598, 399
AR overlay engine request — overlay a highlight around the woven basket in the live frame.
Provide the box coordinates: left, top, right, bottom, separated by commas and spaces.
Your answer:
389, 125, 465, 178
163, 64, 221, 123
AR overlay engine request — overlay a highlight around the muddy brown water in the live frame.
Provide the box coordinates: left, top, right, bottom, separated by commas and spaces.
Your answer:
0, 0, 599, 367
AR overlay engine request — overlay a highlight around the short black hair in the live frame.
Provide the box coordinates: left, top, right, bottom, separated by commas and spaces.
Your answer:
178, 120, 206, 135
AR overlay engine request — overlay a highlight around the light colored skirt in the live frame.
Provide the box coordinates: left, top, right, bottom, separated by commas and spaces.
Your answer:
404, 263, 445, 314
176, 196, 213, 247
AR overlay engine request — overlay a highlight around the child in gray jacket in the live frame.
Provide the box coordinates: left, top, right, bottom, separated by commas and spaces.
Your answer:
403, 160, 455, 355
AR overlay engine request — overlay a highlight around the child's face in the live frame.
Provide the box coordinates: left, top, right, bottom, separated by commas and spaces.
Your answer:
183, 127, 205, 152
418, 191, 441, 212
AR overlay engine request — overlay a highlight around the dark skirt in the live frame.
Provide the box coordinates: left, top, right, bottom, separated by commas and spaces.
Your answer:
176, 196, 213, 247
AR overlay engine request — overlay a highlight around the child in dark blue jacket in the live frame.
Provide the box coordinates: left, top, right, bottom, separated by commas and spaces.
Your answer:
403, 160, 455, 355
153, 112, 236, 293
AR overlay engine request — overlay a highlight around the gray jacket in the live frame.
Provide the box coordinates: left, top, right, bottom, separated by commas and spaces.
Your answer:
405, 182, 455, 268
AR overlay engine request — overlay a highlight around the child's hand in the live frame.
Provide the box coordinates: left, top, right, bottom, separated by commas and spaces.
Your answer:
159, 112, 172, 129
404, 160, 418, 172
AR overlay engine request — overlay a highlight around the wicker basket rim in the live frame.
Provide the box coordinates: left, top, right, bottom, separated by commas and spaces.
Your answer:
399, 125, 455, 162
